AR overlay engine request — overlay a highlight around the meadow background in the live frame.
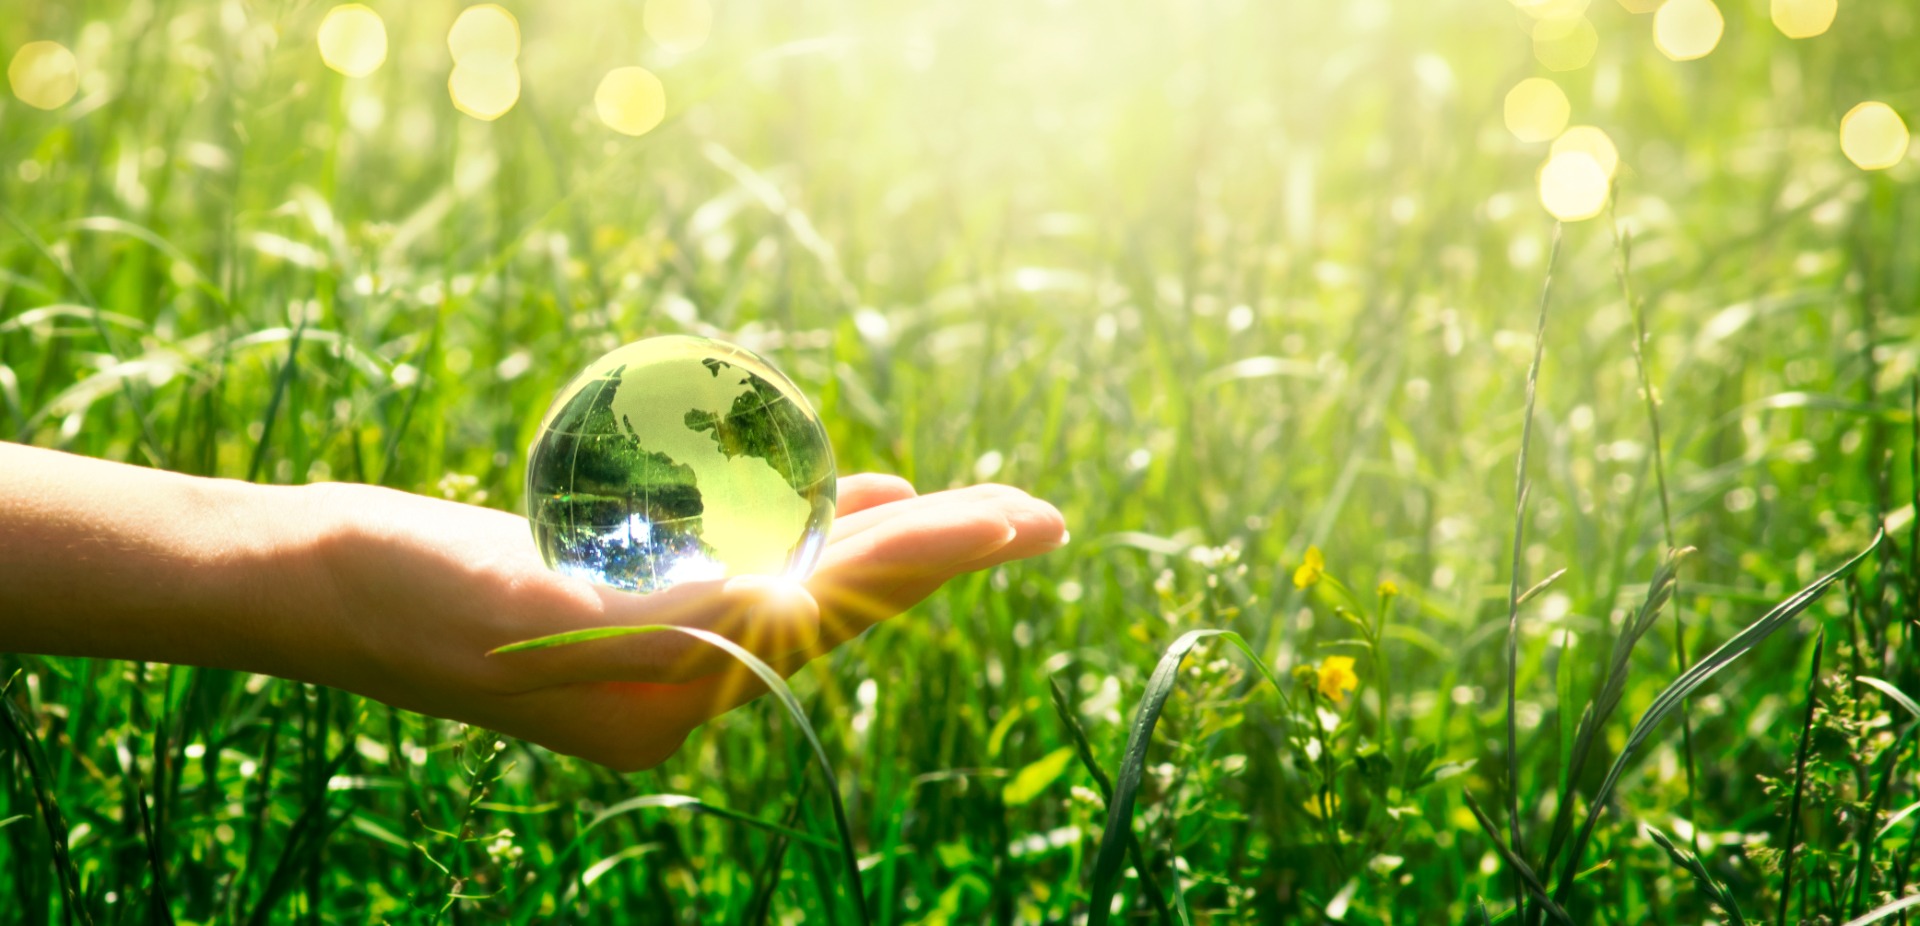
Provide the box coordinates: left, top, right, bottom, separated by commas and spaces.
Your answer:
2, 0, 1918, 922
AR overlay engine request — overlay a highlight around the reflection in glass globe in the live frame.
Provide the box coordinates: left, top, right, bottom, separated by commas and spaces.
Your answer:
526, 335, 836, 593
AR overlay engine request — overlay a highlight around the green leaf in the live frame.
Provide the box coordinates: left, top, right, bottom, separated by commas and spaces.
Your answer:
1003, 747, 1076, 806
934, 841, 975, 869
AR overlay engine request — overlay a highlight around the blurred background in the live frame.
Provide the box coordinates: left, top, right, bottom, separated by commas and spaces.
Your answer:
2, 0, 1917, 922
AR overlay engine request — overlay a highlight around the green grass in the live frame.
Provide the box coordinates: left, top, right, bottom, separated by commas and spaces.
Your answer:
3, 0, 1920, 921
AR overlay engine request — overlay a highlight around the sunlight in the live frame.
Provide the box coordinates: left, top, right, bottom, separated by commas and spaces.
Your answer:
1551, 125, 1620, 177
449, 4, 521, 64
1512, 0, 1591, 19
6, 0, 1918, 918
645, 0, 714, 52
1538, 150, 1610, 220
1533, 16, 1599, 72
1653, 0, 1724, 61
1771, 0, 1837, 39
1839, 102, 1910, 171
449, 53, 521, 121
7, 41, 78, 110
595, 67, 668, 137
1505, 78, 1571, 143
316, 4, 388, 78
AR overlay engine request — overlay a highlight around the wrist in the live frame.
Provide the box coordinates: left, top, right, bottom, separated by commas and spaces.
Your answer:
183, 478, 350, 682
234, 481, 359, 682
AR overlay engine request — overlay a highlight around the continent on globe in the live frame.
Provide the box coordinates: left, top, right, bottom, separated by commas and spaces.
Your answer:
525, 336, 836, 593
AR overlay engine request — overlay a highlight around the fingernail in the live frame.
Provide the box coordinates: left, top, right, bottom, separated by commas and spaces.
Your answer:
960, 519, 1020, 562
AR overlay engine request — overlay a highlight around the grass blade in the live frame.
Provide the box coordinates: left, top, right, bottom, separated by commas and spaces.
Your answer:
1502, 221, 1562, 921
1778, 629, 1824, 926
747, 781, 813, 926
493, 624, 872, 926
245, 313, 306, 483
1612, 220, 1702, 860
239, 733, 356, 926
1538, 547, 1692, 876
1084, 629, 1294, 926
1842, 894, 1920, 926
1859, 677, 1920, 720
0, 672, 94, 926
1459, 789, 1574, 926
589, 794, 837, 851
1852, 679, 1920, 917
1881, 800, 1920, 843
1046, 675, 1173, 925
1646, 824, 1748, 926
1516, 568, 1569, 608
1552, 531, 1884, 905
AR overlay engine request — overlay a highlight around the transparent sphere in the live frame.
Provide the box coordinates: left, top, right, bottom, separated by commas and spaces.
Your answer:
526, 336, 836, 593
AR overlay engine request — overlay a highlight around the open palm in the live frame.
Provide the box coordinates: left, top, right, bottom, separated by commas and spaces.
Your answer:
302, 475, 1066, 770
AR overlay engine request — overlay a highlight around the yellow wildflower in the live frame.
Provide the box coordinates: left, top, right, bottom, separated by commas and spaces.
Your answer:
1378, 579, 1400, 598
1317, 655, 1359, 704
1303, 792, 1341, 819
1293, 546, 1325, 589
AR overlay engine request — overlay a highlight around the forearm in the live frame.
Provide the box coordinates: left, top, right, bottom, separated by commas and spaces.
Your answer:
0, 442, 330, 676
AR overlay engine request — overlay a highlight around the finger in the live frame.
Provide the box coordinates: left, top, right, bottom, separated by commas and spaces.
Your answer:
866, 509, 1070, 617
817, 488, 1064, 594
506, 490, 1071, 768
817, 497, 1019, 589
834, 473, 916, 517
806, 491, 1067, 652
805, 495, 1061, 647
943, 496, 1068, 570
495, 576, 820, 688
827, 483, 1036, 546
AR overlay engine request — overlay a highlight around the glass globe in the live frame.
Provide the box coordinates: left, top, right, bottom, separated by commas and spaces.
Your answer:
526, 335, 836, 593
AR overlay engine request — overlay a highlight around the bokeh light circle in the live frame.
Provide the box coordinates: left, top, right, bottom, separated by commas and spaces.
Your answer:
8, 41, 79, 110
645, 0, 714, 52
1505, 78, 1571, 143
449, 53, 521, 121
449, 4, 521, 64
1533, 17, 1599, 72
317, 4, 388, 78
595, 67, 668, 137
1771, 0, 1837, 39
1551, 125, 1619, 178
1654, 0, 1724, 61
1839, 102, 1910, 171
1513, 0, 1591, 19
1538, 151, 1611, 221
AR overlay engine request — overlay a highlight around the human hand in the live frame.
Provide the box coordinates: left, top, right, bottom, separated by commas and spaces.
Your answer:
290, 475, 1066, 770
